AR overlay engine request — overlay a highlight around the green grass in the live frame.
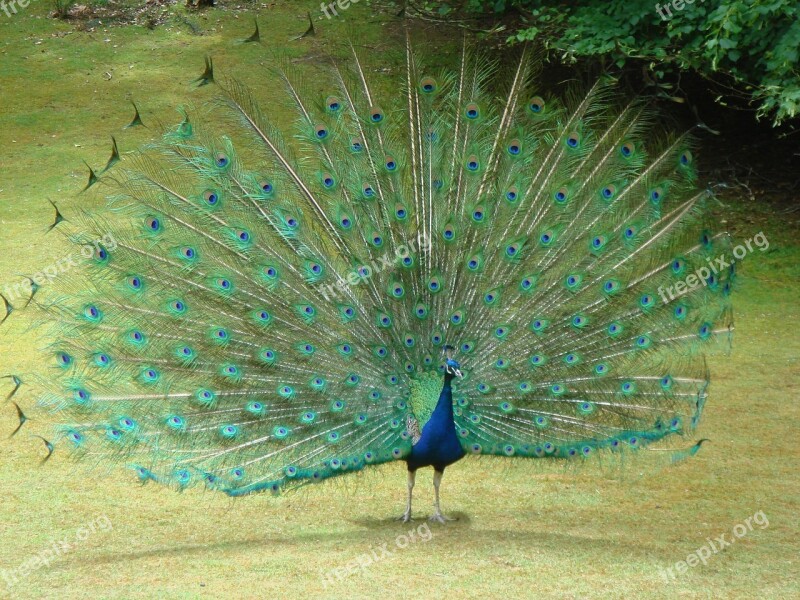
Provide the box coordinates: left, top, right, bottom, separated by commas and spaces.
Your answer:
1, 2, 798, 598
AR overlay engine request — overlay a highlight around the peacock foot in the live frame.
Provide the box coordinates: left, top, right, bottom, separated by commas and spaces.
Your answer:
429, 512, 456, 524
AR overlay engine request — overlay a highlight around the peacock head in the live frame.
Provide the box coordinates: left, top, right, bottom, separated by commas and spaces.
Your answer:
442, 345, 463, 381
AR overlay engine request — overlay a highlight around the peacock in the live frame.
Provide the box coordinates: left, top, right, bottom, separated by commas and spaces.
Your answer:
3, 37, 734, 524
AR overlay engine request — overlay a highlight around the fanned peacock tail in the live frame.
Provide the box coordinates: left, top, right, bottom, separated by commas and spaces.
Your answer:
10, 38, 733, 496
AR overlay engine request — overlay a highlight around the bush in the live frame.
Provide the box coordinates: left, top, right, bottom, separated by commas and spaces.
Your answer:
419, 0, 799, 125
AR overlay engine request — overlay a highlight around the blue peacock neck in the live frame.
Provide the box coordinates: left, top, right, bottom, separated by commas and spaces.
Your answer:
443, 370, 456, 387
436, 371, 457, 420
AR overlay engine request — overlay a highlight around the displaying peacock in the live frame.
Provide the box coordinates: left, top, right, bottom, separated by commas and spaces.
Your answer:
3, 37, 734, 523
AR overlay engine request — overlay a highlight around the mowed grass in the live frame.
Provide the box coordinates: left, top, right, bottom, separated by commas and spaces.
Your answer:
0, 2, 798, 598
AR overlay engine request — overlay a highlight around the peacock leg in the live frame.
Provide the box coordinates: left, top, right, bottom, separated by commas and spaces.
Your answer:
430, 469, 456, 523
397, 469, 415, 522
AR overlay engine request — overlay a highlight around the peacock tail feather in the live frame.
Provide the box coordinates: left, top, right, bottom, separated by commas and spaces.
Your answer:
10, 38, 733, 496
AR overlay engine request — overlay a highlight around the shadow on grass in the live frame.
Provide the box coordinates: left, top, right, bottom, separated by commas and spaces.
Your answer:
47, 518, 666, 570
349, 511, 472, 528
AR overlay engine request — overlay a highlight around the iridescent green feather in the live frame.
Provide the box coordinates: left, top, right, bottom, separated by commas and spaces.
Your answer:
408, 371, 444, 430
5, 36, 732, 498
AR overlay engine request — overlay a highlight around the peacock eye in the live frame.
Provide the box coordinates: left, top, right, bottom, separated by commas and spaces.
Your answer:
326, 95, 342, 112
620, 142, 634, 157
314, 124, 329, 139
566, 132, 580, 148
529, 96, 545, 113
369, 106, 384, 123
420, 77, 437, 94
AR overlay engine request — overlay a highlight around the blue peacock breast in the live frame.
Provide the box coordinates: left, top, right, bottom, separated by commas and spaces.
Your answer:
406, 379, 465, 470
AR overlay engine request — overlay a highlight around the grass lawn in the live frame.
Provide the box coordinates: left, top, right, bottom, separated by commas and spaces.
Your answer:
0, 1, 798, 598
